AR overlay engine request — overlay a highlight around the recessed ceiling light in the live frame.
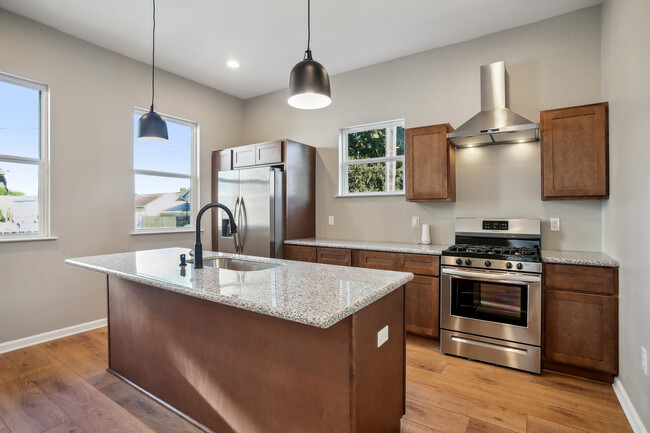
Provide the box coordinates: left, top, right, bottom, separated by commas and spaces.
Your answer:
227, 60, 240, 69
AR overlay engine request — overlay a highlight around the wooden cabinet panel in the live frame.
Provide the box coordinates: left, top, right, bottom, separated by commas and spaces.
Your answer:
544, 290, 617, 374
405, 276, 439, 337
317, 248, 352, 266
398, 254, 439, 277
255, 141, 283, 165
284, 245, 316, 262
216, 149, 232, 171
233, 145, 255, 168
405, 124, 455, 202
545, 264, 617, 295
541, 102, 609, 200
352, 250, 398, 270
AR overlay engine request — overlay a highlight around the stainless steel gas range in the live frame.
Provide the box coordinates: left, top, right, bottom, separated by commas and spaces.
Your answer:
440, 218, 542, 374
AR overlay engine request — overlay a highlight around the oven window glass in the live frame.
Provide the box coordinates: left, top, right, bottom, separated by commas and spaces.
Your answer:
450, 279, 528, 327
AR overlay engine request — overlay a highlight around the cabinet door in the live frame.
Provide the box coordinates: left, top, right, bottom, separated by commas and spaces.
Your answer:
398, 254, 440, 277
233, 145, 255, 168
541, 102, 608, 199
217, 149, 232, 171
353, 250, 398, 270
284, 245, 316, 262
406, 124, 455, 202
544, 290, 617, 374
255, 141, 283, 165
545, 264, 617, 295
405, 276, 439, 337
316, 248, 352, 266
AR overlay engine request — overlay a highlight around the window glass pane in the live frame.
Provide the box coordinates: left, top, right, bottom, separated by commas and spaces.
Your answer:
133, 114, 191, 174
347, 129, 386, 161
396, 126, 405, 156
0, 80, 40, 159
0, 162, 39, 235
135, 174, 191, 229
348, 163, 386, 193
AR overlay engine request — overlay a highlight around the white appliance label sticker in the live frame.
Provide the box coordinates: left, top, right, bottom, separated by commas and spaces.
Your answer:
377, 325, 389, 348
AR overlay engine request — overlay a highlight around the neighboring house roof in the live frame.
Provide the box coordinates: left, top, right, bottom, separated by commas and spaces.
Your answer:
178, 188, 190, 202
135, 193, 167, 207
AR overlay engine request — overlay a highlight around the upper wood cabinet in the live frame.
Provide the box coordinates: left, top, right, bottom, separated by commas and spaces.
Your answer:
405, 124, 455, 202
232, 144, 256, 168
540, 102, 609, 200
230, 141, 283, 169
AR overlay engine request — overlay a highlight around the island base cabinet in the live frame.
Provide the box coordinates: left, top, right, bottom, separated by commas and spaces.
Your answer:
405, 276, 439, 338
107, 276, 405, 433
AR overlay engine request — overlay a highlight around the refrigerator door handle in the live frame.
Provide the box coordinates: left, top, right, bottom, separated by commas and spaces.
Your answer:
239, 197, 246, 254
233, 195, 240, 253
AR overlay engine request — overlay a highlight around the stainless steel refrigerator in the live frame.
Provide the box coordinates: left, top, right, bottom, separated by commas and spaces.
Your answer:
215, 167, 283, 258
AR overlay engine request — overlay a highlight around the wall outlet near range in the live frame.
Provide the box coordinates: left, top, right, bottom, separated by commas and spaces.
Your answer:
328, 215, 334, 225
550, 218, 561, 231
411, 216, 420, 228
642, 346, 648, 375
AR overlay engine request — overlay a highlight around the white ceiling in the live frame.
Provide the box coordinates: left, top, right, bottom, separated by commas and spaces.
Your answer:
0, 0, 602, 100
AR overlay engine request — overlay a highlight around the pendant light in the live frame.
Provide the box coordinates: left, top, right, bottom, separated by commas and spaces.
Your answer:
288, 0, 331, 109
138, 0, 168, 140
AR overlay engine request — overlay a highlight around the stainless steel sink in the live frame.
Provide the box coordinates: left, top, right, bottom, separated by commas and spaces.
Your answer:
195, 257, 281, 272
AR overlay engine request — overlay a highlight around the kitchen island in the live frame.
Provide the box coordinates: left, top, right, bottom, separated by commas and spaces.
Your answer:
66, 248, 413, 433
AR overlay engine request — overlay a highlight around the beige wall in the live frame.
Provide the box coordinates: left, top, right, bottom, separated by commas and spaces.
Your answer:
602, 0, 650, 428
0, 9, 244, 343
243, 6, 604, 250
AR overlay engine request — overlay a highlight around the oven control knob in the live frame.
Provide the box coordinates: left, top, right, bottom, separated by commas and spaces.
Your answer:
464, 259, 472, 266
516, 263, 524, 270
484, 260, 492, 267
455, 258, 463, 265
505, 262, 513, 269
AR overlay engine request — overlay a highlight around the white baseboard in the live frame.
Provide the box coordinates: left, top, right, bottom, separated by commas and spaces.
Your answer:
0, 318, 107, 354
614, 377, 649, 433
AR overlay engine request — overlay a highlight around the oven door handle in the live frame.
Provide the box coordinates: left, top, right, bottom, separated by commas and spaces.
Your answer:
442, 268, 541, 284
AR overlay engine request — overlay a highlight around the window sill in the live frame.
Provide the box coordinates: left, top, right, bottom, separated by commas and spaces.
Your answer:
335, 192, 405, 198
0, 236, 58, 243
131, 229, 200, 236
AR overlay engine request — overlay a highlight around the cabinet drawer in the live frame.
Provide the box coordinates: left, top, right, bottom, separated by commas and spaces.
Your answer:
255, 141, 283, 165
405, 276, 439, 338
284, 245, 316, 262
233, 145, 255, 168
545, 264, 617, 295
352, 250, 398, 270
317, 248, 352, 266
398, 254, 440, 276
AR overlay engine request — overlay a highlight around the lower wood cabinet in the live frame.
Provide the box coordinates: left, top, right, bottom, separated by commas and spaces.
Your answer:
352, 250, 398, 270
284, 245, 316, 262
317, 247, 352, 266
405, 275, 440, 338
543, 263, 618, 382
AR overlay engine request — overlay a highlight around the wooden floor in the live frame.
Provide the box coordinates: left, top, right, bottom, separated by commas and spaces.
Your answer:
0, 329, 632, 433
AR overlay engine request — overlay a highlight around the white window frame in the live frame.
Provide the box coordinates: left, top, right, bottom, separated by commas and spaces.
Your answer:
338, 119, 405, 197
133, 107, 199, 234
0, 72, 51, 241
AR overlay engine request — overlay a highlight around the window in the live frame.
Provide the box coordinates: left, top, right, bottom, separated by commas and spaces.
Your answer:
0, 72, 50, 239
133, 108, 198, 232
339, 119, 405, 196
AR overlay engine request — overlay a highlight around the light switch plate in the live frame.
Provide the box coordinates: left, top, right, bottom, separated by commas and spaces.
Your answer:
550, 218, 560, 231
411, 216, 420, 228
328, 216, 334, 225
377, 325, 389, 348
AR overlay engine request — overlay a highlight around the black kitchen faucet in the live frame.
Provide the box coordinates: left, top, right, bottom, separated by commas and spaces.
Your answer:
194, 202, 237, 269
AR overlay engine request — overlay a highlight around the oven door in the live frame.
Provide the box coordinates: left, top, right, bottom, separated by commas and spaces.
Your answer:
441, 266, 541, 346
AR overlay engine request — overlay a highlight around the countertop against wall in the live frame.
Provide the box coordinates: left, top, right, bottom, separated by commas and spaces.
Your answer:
285, 238, 620, 268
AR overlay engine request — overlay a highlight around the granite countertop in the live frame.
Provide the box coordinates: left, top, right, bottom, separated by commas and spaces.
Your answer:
285, 238, 620, 268
65, 247, 413, 329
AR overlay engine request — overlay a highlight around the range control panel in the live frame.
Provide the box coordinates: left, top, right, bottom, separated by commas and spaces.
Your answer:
482, 220, 509, 231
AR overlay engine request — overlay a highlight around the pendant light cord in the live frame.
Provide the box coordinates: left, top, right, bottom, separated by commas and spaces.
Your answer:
304, 0, 311, 60
150, 0, 156, 111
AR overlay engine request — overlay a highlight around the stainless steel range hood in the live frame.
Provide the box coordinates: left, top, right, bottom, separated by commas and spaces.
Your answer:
447, 61, 539, 147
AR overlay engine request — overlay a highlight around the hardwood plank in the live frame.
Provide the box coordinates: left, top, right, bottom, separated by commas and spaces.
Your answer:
406, 346, 446, 374
101, 381, 203, 433
40, 337, 119, 389
0, 354, 68, 433
403, 399, 468, 433
526, 416, 585, 433
406, 366, 632, 433
4, 345, 55, 374
68, 331, 109, 362
440, 363, 627, 423
465, 418, 517, 433
0, 414, 11, 433
406, 381, 527, 432
22, 363, 154, 433
401, 418, 443, 433
44, 420, 86, 433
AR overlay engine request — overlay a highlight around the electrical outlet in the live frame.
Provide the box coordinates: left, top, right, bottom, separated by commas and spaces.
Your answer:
411, 216, 420, 228
377, 325, 389, 348
550, 218, 560, 231
642, 347, 648, 375
328, 215, 334, 225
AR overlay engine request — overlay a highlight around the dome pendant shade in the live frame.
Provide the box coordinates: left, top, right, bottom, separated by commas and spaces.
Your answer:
288, 50, 331, 110
138, 106, 168, 141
